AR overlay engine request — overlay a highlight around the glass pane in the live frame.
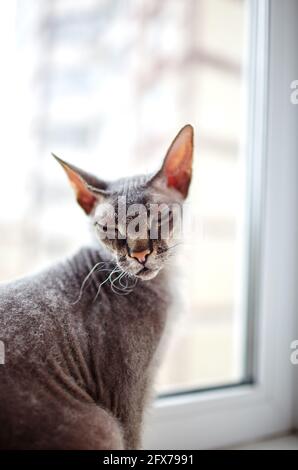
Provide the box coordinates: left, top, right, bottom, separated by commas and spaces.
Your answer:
1, 0, 248, 394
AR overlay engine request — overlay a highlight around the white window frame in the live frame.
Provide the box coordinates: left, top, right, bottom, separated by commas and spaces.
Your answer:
144, 0, 298, 449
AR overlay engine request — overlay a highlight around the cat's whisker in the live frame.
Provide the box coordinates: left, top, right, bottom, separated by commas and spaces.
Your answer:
118, 272, 131, 290
90, 263, 139, 301
72, 261, 109, 305
110, 271, 130, 295
93, 266, 121, 302
161, 242, 183, 253
123, 271, 138, 288
110, 270, 125, 291
118, 272, 127, 288
110, 270, 137, 296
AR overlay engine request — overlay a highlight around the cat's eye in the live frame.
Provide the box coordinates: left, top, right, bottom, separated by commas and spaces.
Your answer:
99, 223, 108, 233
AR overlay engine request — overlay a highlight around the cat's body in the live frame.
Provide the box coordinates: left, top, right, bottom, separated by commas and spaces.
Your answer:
0, 125, 194, 449
0, 245, 170, 449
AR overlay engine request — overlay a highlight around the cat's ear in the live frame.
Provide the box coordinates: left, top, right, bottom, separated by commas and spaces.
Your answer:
153, 124, 194, 199
52, 154, 107, 214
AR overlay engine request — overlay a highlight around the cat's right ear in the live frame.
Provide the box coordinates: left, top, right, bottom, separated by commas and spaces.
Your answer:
52, 154, 107, 214
150, 125, 194, 199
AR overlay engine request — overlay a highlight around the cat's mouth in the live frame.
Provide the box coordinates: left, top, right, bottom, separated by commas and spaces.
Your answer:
137, 266, 150, 275
116, 259, 160, 280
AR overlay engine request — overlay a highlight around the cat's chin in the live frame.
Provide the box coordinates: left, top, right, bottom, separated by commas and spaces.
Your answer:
135, 268, 160, 280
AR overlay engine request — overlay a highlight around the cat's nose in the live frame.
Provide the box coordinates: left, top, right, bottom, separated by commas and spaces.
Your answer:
130, 248, 151, 264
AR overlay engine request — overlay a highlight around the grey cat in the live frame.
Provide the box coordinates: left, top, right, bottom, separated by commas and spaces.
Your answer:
0, 125, 194, 449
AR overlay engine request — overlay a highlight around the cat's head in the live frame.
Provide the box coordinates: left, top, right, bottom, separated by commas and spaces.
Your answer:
54, 125, 194, 280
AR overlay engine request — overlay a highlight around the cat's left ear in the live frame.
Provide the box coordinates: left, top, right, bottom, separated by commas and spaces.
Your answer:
152, 124, 194, 199
52, 154, 107, 214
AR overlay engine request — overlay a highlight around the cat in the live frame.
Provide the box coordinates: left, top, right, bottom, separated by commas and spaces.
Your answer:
0, 124, 194, 449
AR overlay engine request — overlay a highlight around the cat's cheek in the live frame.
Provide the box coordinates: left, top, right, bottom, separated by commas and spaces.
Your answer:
96, 237, 119, 259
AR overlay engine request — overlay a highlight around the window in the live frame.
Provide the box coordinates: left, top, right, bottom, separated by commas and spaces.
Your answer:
2, 0, 248, 395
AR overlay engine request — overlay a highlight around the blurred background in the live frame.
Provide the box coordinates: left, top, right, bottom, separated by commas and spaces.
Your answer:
0, 0, 248, 394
